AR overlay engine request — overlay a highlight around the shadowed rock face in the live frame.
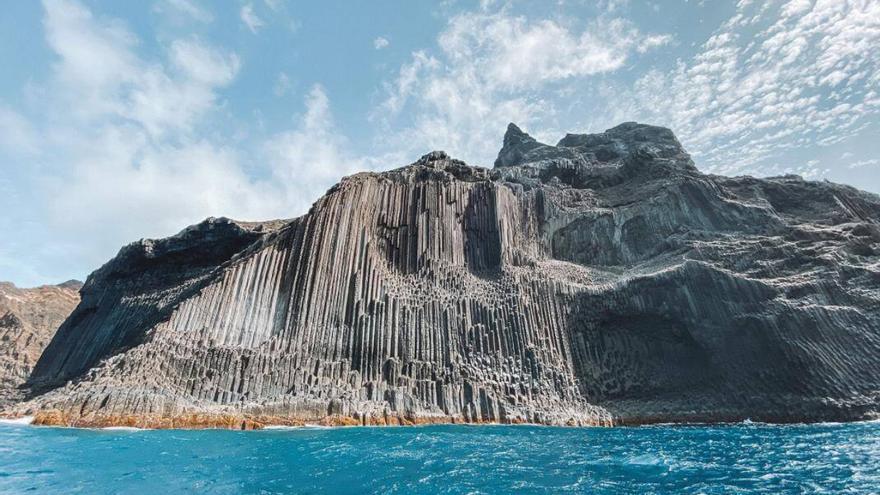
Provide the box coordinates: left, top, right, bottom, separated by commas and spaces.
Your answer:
9, 123, 880, 427
0, 281, 81, 405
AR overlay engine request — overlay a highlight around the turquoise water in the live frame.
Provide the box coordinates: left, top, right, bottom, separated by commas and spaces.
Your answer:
1, 421, 878, 494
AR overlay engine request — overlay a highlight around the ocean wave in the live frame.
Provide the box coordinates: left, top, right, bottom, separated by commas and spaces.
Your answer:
1, 422, 878, 493
0, 416, 33, 425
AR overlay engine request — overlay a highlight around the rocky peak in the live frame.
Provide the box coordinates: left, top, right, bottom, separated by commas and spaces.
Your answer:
415, 150, 452, 165
366, 150, 491, 184
57, 280, 84, 291
421, 151, 491, 182
494, 121, 696, 174
494, 123, 551, 168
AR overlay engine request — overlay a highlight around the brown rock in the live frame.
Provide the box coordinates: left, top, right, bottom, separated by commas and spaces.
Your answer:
0, 281, 80, 405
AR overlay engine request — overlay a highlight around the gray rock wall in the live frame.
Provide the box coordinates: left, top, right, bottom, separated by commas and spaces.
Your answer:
12, 123, 880, 427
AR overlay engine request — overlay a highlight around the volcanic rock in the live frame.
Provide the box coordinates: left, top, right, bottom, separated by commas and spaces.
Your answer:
8, 123, 880, 427
0, 281, 81, 405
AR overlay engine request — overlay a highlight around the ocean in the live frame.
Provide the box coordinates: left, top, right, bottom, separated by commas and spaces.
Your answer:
0, 420, 878, 493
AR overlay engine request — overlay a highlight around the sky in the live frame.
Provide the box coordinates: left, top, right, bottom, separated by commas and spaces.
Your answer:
1, 0, 878, 287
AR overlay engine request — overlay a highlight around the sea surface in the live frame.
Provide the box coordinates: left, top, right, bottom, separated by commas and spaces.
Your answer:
0, 420, 878, 494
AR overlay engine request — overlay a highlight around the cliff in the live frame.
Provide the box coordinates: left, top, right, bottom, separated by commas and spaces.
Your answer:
7, 123, 880, 428
0, 281, 81, 406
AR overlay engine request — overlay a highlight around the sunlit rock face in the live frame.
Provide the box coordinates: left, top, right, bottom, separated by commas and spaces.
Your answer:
13, 123, 880, 427
0, 280, 81, 406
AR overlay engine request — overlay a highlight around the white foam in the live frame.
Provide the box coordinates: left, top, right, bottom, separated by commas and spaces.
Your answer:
263, 424, 342, 430
100, 426, 143, 431
0, 416, 34, 425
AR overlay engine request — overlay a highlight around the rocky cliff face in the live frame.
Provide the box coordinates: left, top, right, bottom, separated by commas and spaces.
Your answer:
0, 281, 81, 406
7, 123, 880, 428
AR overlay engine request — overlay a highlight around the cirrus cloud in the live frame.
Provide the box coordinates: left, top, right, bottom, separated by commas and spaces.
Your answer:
373, 10, 673, 166
605, 0, 880, 178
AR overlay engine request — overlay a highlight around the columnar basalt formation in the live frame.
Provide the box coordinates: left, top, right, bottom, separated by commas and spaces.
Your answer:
7, 123, 880, 428
0, 281, 81, 406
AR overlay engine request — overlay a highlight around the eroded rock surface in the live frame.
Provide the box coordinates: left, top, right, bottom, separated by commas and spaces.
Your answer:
8, 123, 880, 427
0, 281, 81, 406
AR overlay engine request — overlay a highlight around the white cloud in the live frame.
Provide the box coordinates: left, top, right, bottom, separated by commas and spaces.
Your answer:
155, 0, 213, 23
848, 158, 879, 169
43, 0, 240, 137
637, 33, 672, 53
264, 0, 283, 11
265, 85, 366, 209
437, 14, 650, 90
43, 0, 139, 116
240, 3, 264, 33
374, 10, 670, 166
46, 129, 283, 250
273, 71, 292, 96
34, 0, 278, 251
605, 0, 880, 177
262, 85, 410, 213
0, 105, 39, 155
170, 38, 240, 85
10, 0, 357, 285
374, 36, 390, 50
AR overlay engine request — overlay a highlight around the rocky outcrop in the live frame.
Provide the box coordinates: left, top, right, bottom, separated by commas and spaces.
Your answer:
0, 281, 81, 405
6, 122, 880, 428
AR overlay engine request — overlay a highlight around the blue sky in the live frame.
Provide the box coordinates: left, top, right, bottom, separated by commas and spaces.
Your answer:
1, 0, 878, 287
